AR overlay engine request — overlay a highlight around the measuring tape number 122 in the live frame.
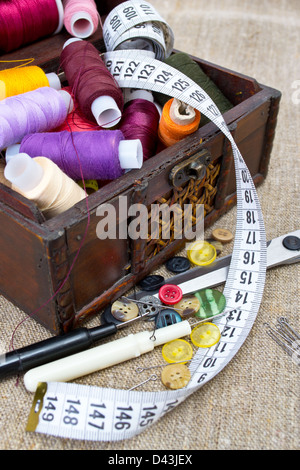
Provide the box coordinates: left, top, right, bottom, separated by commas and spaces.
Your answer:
26, 1, 267, 442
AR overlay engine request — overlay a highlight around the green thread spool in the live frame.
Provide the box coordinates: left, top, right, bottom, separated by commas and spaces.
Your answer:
154, 52, 233, 126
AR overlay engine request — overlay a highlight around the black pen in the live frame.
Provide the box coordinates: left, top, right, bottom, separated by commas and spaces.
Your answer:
0, 312, 150, 378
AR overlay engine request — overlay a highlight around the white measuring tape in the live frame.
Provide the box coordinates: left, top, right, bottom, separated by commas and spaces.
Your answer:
25, 2, 267, 441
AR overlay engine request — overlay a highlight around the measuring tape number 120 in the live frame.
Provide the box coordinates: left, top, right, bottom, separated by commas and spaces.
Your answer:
26, 1, 267, 442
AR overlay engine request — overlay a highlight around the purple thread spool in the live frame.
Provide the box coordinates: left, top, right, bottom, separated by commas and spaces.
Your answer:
0, 87, 70, 150
19, 130, 143, 180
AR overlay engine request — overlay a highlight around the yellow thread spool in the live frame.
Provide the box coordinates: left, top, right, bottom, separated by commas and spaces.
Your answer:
0, 66, 50, 100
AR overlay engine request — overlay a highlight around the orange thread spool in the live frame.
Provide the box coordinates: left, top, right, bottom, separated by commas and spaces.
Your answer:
158, 98, 201, 147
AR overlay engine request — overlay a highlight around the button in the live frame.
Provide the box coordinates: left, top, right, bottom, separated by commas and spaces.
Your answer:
191, 322, 221, 348
101, 304, 122, 326
138, 274, 165, 291
139, 295, 162, 321
165, 256, 191, 273
187, 240, 217, 266
211, 227, 233, 243
159, 284, 183, 305
161, 363, 191, 390
206, 238, 223, 255
78, 179, 99, 193
194, 288, 226, 319
173, 295, 201, 318
111, 298, 139, 322
282, 235, 300, 251
162, 338, 193, 363
155, 308, 182, 328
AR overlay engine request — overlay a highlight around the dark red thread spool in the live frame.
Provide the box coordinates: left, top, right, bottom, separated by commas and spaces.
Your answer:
60, 40, 124, 127
119, 98, 160, 161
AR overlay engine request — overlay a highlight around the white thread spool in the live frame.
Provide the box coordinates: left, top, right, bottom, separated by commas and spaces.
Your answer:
4, 153, 86, 218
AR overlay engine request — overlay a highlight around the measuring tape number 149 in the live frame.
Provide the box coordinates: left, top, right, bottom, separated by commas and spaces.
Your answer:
26, 1, 267, 442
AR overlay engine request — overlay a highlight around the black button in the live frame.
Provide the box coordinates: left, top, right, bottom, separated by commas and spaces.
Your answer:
138, 274, 165, 291
282, 235, 300, 251
165, 256, 191, 273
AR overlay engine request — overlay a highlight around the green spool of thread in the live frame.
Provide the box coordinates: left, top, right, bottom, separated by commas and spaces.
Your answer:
154, 52, 233, 126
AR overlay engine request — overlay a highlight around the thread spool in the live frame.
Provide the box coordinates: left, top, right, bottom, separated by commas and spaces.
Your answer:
60, 39, 124, 128
0, 87, 73, 150
54, 87, 97, 132
0, 66, 61, 101
4, 153, 86, 218
17, 130, 143, 180
0, 0, 64, 53
0, 159, 11, 188
63, 0, 100, 38
119, 92, 160, 160
154, 52, 233, 126
158, 98, 201, 147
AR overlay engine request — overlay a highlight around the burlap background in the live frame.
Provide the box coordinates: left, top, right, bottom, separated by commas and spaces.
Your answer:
0, 0, 299, 451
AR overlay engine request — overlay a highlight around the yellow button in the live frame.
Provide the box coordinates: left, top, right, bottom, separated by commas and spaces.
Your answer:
161, 363, 191, 390
162, 339, 193, 364
191, 322, 221, 348
187, 240, 217, 266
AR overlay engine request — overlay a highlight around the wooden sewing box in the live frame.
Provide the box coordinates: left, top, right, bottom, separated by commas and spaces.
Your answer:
0, 1, 281, 333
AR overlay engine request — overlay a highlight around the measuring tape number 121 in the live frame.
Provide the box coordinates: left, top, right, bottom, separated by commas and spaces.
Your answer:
26, 1, 267, 442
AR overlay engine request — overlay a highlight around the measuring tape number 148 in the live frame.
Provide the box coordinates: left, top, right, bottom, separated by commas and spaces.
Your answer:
26, 1, 267, 442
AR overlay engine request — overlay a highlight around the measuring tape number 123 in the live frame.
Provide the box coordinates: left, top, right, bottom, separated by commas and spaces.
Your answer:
26, 1, 267, 442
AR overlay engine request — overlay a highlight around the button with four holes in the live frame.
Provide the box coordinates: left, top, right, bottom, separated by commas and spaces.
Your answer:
161, 363, 191, 390
173, 295, 201, 318
159, 284, 183, 305
111, 298, 139, 322
166, 256, 191, 273
212, 227, 234, 243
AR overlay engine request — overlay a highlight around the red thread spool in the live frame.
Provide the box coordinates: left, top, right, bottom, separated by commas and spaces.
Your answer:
54, 87, 98, 132
60, 39, 124, 127
0, 0, 63, 53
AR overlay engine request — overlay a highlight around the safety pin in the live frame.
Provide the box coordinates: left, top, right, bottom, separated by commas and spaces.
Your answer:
277, 317, 300, 341
121, 296, 184, 313
135, 359, 193, 374
264, 322, 300, 359
128, 374, 158, 391
189, 310, 230, 327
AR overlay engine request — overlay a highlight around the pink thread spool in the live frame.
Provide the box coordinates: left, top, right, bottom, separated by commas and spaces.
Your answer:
63, 0, 100, 39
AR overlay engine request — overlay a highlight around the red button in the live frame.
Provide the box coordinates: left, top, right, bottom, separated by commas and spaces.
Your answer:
159, 284, 183, 305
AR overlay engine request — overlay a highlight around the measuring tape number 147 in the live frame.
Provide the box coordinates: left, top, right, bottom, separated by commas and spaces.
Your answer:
26, 1, 267, 442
